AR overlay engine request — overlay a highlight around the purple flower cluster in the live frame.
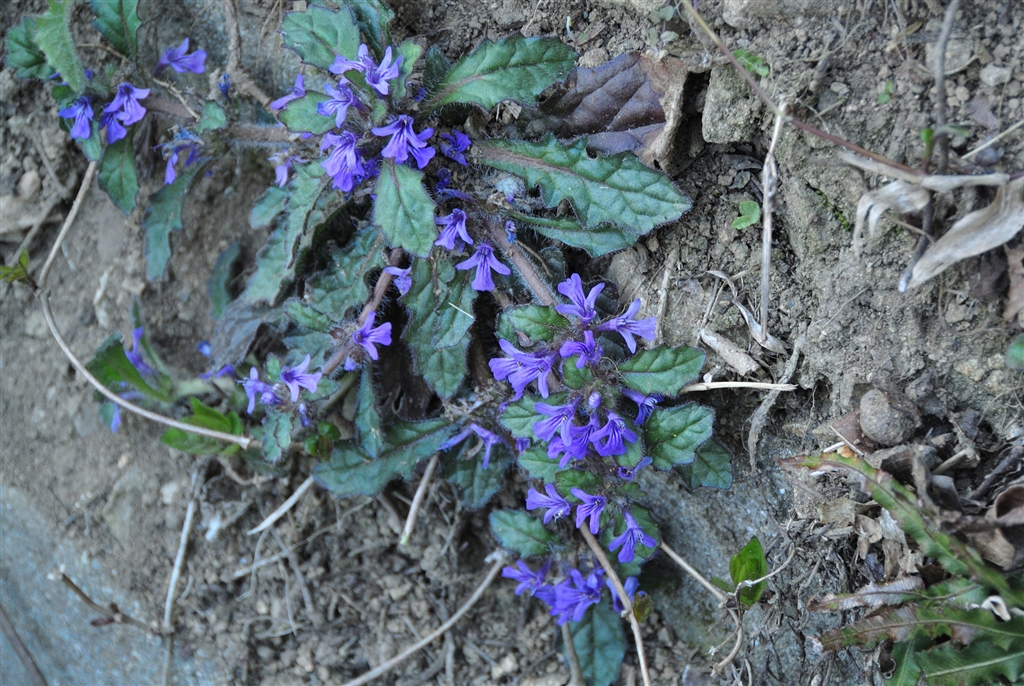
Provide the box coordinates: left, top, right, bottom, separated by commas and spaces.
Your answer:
155, 38, 206, 75
239, 355, 323, 414
320, 131, 366, 192
439, 423, 506, 468
59, 83, 149, 144
488, 340, 555, 399
330, 45, 402, 96
502, 561, 641, 625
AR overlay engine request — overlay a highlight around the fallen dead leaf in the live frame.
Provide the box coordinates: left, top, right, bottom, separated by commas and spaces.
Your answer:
1004, 244, 1024, 323
852, 180, 930, 256
808, 576, 924, 612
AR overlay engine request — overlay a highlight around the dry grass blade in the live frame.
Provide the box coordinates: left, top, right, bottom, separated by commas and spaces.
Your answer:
808, 576, 924, 612
907, 177, 1024, 289
838, 150, 1009, 192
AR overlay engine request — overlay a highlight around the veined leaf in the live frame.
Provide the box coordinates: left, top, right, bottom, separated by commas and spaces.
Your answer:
35, 0, 85, 93
489, 510, 557, 557
729, 536, 767, 607
917, 638, 1024, 686
442, 444, 512, 510
373, 160, 436, 257
6, 16, 55, 79
392, 39, 422, 101
887, 639, 923, 686
499, 394, 547, 438
618, 345, 705, 396
307, 225, 386, 321
677, 437, 732, 489
424, 35, 576, 112
98, 135, 139, 214
508, 211, 636, 257
278, 93, 334, 135
86, 334, 167, 403
280, 5, 360, 70
243, 163, 327, 304
644, 403, 714, 469
517, 444, 558, 483
250, 186, 288, 228
567, 600, 626, 686
355, 365, 383, 457
497, 305, 569, 344
91, 0, 141, 59
262, 409, 293, 463
144, 164, 202, 280
401, 258, 468, 398
313, 418, 453, 498
820, 606, 1024, 652
209, 242, 240, 320
474, 135, 691, 236
160, 398, 242, 456
339, 0, 394, 59
195, 101, 226, 133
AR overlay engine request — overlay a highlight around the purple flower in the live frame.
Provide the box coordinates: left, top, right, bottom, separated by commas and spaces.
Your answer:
617, 455, 652, 481
239, 367, 280, 414
623, 389, 661, 425
526, 483, 570, 523
363, 45, 402, 96
316, 81, 358, 126
161, 132, 201, 185
488, 339, 555, 399
434, 208, 473, 250
608, 510, 657, 564
280, 354, 322, 402
199, 364, 235, 380
556, 274, 604, 325
383, 265, 412, 296
352, 312, 392, 360
502, 559, 551, 596
607, 576, 640, 614
515, 437, 531, 453
434, 168, 471, 201
108, 403, 122, 433
218, 73, 231, 99
590, 411, 638, 457
440, 130, 471, 165
125, 327, 153, 376
155, 38, 206, 75
470, 423, 504, 468
547, 415, 599, 468
505, 220, 518, 243
269, 74, 305, 112
571, 489, 606, 535
533, 399, 578, 445
596, 299, 656, 353
559, 330, 603, 369
101, 83, 149, 143
372, 115, 435, 169
455, 242, 510, 292
551, 568, 604, 625
197, 341, 212, 357
320, 131, 366, 192
269, 150, 303, 187
59, 97, 94, 140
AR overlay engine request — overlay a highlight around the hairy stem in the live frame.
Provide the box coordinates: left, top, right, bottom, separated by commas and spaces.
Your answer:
485, 216, 556, 306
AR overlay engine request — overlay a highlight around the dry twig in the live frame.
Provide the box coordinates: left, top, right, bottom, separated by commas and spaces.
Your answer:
248, 475, 315, 535
400, 454, 440, 546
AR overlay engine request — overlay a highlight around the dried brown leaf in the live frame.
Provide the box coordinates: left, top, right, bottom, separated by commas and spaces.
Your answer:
1004, 244, 1024, 323
853, 180, 930, 255
908, 177, 1024, 289
809, 577, 924, 612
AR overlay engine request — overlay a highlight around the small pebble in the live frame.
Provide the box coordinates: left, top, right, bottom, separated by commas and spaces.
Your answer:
859, 389, 919, 446
980, 64, 1012, 87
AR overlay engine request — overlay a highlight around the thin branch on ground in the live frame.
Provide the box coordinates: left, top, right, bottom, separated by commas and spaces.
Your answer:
561, 622, 584, 686
0, 603, 48, 686
49, 568, 152, 632
758, 105, 784, 345
747, 332, 806, 469
962, 118, 1024, 160
658, 541, 744, 674
933, 0, 961, 174
682, 381, 797, 393
339, 553, 507, 686
247, 475, 315, 535
270, 528, 323, 628
149, 78, 200, 120
164, 495, 196, 633
580, 528, 651, 686
400, 454, 440, 546
32, 160, 259, 449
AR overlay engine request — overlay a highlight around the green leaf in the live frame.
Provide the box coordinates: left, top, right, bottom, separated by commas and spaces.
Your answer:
392, 39, 422, 101
0, 250, 31, 284
644, 403, 714, 469
517, 444, 558, 483
489, 510, 557, 557
729, 536, 767, 607
373, 161, 436, 258
499, 393, 564, 438
243, 163, 327, 303
250, 186, 289, 228
474, 135, 691, 245
304, 421, 342, 458
732, 49, 769, 77
567, 601, 626, 686
433, 266, 476, 348
160, 398, 242, 456
284, 298, 334, 333
731, 199, 761, 229
887, 640, 923, 686
355, 365, 383, 457
98, 136, 138, 214
6, 16, 55, 79
91, 0, 141, 59
508, 211, 636, 257
278, 92, 334, 135
618, 345, 705, 396
677, 437, 732, 489
280, 5, 360, 70
313, 418, 453, 497
195, 101, 226, 134
497, 305, 569, 344
1007, 333, 1024, 370
424, 35, 577, 112
36, 0, 85, 93
307, 225, 386, 320
561, 361, 594, 391
262, 409, 294, 463
339, 0, 394, 58
143, 164, 202, 280
442, 445, 512, 509
209, 242, 240, 320
555, 470, 602, 499
78, 121, 103, 162
85, 334, 166, 403
402, 258, 469, 398
918, 639, 1024, 686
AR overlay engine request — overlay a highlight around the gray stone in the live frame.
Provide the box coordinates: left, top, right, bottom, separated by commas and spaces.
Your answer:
702, 65, 763, 144
980, 64, 1013, 87
101, 465, 150, 548
722, 0, 841, 28
859, 389, 920, 447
